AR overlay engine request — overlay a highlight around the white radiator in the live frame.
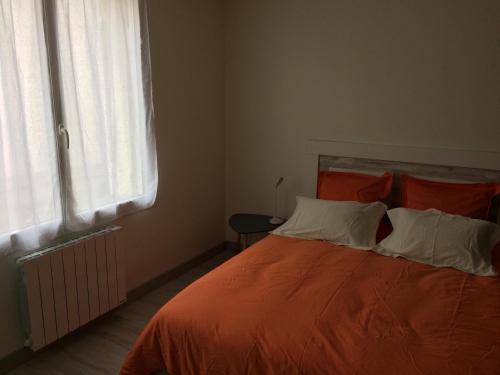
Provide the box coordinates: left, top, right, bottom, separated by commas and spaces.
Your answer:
17, 226, 127, 351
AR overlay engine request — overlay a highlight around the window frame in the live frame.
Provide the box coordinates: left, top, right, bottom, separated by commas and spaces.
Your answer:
41, 0, 70, 228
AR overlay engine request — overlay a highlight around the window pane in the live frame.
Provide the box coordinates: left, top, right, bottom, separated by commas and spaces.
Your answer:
55, 0, 156, 222
0, 0, 62, 250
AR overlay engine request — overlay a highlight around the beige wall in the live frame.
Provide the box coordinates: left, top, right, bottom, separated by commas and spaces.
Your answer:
224, 0, 500, 237
0, 0, 225, 359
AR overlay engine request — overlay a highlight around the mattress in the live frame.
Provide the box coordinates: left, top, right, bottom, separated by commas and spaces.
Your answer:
121, 235, 500, 375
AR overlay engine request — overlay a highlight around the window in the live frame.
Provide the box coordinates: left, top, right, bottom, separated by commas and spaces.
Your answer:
0, 0, 157, 254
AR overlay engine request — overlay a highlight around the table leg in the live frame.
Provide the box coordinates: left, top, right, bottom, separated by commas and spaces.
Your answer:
237, 233, 241, 250
243, 234, 248, 250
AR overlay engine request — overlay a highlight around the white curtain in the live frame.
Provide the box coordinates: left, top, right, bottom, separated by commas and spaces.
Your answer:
55, 0, 157, 231
0, 0, 63, 252
0, 0, 157, 254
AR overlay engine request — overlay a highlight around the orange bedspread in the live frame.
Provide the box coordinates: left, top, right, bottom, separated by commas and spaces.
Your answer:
121, 235, 500, 375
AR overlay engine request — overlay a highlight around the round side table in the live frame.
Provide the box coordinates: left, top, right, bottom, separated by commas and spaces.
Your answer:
229, 213, 283, 250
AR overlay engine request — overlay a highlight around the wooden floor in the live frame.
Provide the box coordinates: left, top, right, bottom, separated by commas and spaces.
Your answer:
7, 250, 235, 375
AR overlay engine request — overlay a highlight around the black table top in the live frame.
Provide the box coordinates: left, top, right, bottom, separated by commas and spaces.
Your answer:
229, 213, 283, 234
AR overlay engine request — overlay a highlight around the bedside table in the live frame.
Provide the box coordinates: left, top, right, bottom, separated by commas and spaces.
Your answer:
229, 213, 284, 250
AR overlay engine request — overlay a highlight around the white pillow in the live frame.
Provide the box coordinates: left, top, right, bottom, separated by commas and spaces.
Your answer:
271, 196, 387, 249
375, 208, 500, 276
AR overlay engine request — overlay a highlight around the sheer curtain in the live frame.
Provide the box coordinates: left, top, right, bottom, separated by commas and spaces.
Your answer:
0, 0, 63, 252
55, 0, 157, 231
0, 0, 157, 254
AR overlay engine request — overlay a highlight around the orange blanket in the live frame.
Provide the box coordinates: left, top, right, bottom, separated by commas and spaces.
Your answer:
121, 235, 500, 375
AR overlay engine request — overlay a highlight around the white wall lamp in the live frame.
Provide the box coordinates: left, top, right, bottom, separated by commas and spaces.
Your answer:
269, 177, 285, 225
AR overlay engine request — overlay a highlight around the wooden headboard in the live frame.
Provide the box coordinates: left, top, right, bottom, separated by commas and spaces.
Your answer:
318, 155, 500, 222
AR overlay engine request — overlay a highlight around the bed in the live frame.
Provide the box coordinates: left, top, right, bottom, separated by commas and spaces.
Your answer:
121, 155, 500, 375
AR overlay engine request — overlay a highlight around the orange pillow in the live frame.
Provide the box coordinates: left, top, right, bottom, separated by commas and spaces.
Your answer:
376, 220, 393, 243
317, 171, 393, 203
492, 243, 500, 270
401, 175, 498, 220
